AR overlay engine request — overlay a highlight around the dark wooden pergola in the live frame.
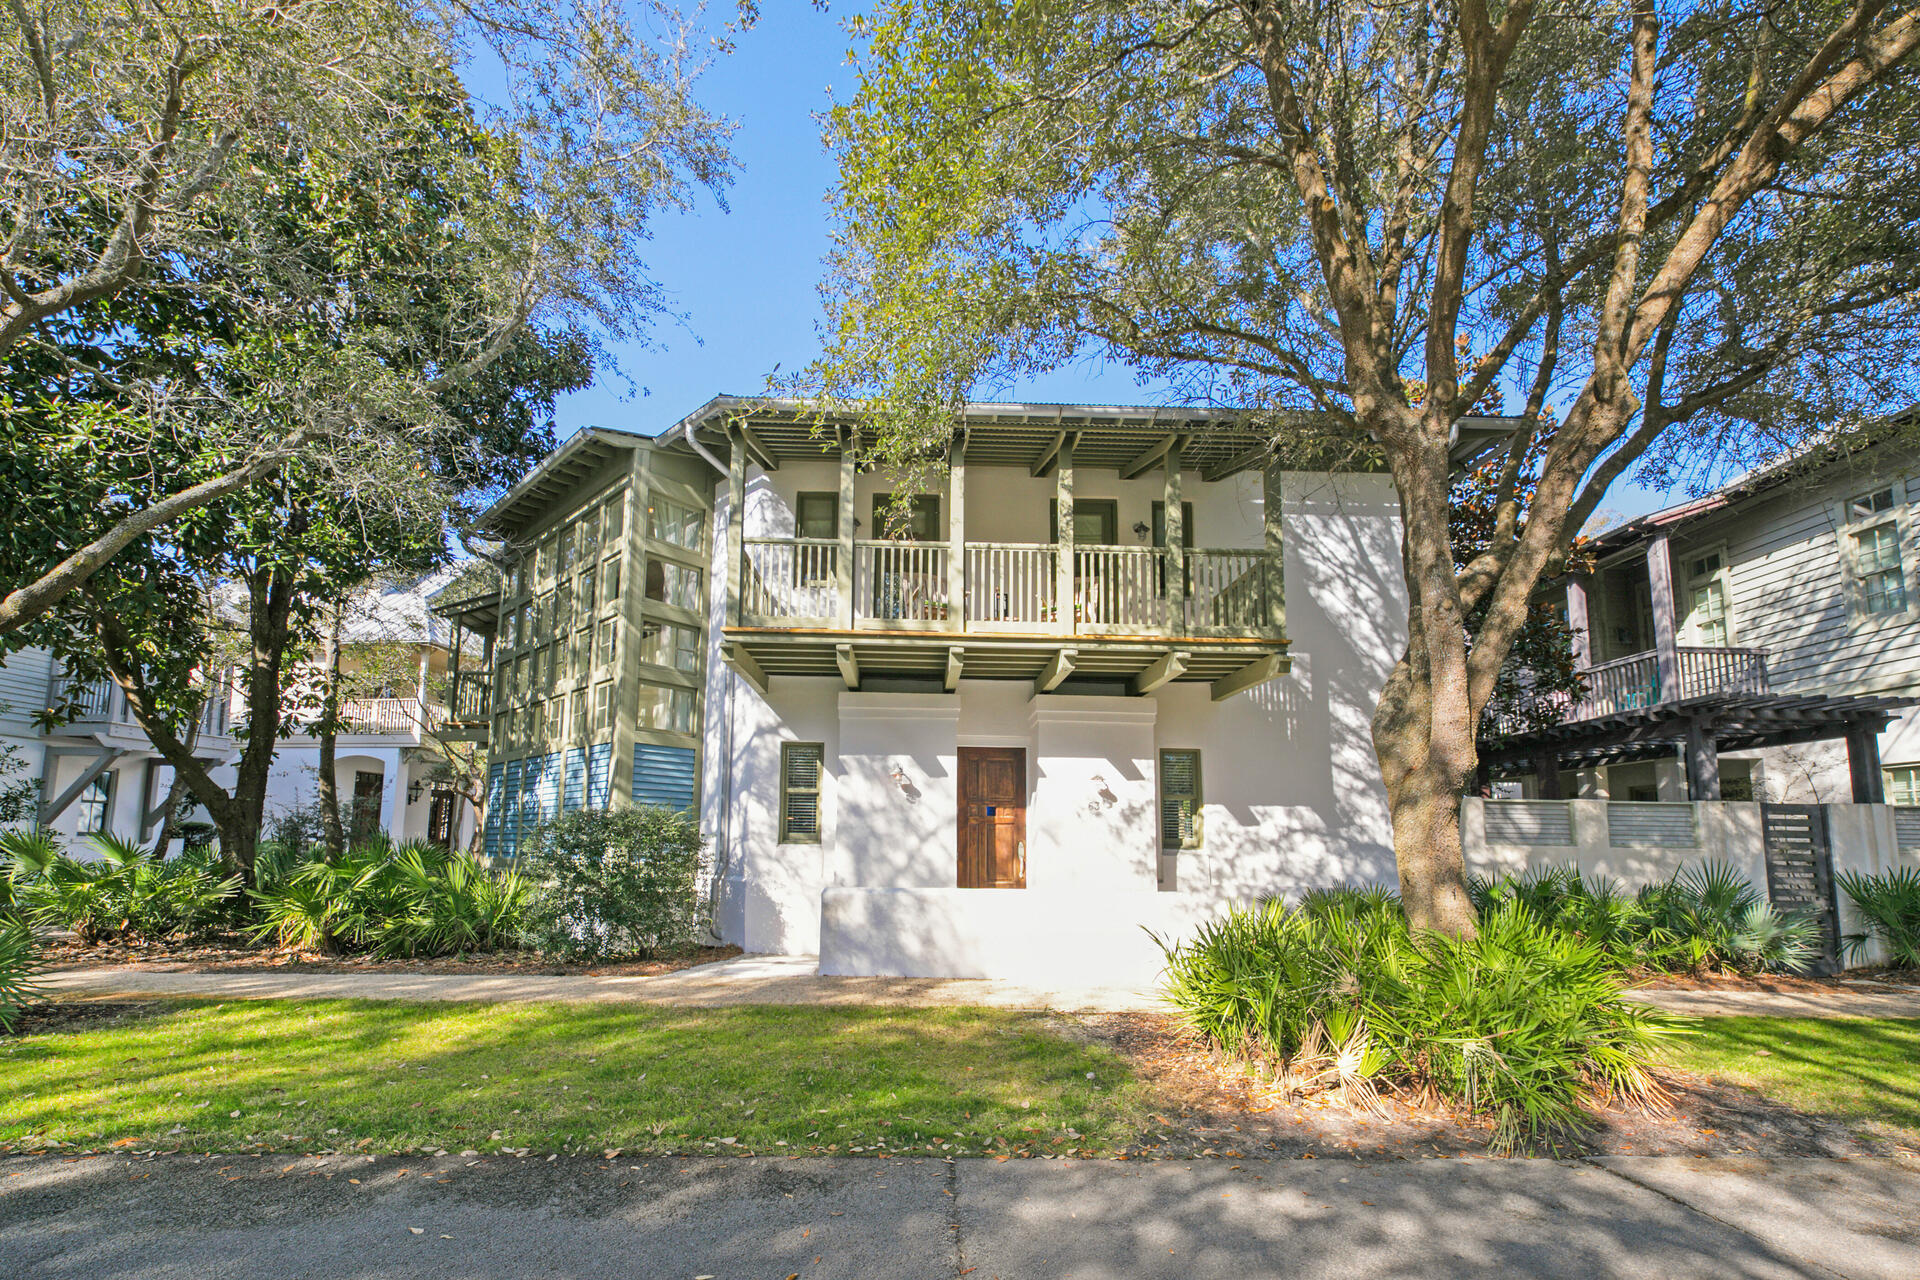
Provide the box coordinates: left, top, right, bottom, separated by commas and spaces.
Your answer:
1479, 691, 1915, 802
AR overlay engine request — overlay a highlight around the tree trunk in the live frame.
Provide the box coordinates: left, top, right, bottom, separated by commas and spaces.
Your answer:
91, 565, 301, 888
316, 607, 346, 860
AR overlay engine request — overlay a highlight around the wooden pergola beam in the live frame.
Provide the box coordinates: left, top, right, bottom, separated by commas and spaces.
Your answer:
1119, 432, 1188, 481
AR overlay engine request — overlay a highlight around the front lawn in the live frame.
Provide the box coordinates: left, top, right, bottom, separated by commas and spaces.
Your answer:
1663, 1017, 1920, 1142
0, 1000, 1148, 1157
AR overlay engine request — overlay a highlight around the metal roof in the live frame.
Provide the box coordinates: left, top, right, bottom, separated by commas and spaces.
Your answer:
473, 395, 1531, 536
656, 394, 1526, 477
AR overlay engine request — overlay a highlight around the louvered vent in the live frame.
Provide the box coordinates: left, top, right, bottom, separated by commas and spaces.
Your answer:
1609, 803, 1698, 848
1483, 800, 1574, 846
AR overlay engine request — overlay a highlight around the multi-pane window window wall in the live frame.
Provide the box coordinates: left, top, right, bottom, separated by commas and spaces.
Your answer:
649, 497, 704, 550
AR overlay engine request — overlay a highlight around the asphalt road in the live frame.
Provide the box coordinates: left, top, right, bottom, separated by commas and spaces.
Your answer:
3, 1151, 1916, 1279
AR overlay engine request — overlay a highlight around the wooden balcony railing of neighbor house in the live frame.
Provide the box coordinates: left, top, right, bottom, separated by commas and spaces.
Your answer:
738, 539, 1282, 639
54, 675, 233, 740
335, 697, 445, 736
1486, 645, 1771, 736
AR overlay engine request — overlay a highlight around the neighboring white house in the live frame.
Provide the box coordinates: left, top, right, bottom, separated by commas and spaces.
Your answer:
465, 397, 1526, 985
255, 570, 484, 850
0, 571, 483, 852
1496, 441, 1920, 805
0, 646, 236, 850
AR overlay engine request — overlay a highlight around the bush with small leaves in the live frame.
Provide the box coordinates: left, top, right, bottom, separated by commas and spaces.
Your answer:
517, 807, 708, 962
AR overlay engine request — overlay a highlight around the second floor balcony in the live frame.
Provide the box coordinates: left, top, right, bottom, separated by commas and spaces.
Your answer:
738, 539, 1280, 638
708, 404, 1297, 698
52, 674, 234, 747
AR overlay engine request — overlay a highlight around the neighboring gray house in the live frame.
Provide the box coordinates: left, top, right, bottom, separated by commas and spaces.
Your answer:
1487, 440, 1919, 804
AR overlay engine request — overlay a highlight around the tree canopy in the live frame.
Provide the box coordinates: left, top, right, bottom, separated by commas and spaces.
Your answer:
809, 0, 1920, 930
0, 0, 735, 633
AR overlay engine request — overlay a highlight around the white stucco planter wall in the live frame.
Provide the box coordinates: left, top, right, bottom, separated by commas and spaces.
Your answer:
819, 886, 1226, 988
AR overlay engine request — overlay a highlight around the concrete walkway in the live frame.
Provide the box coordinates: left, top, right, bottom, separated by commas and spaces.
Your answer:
38, 954, 1920, 1017
3, 1151, 1915, 1278
37, 953, 1164, 1012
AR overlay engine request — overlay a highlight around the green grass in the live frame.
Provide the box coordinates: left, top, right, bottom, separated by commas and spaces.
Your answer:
1664, 1017, 1920, 1141
0, 1000, 1148, 1157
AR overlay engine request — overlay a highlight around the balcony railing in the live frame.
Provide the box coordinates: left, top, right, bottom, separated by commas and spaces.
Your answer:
1486, 645, 1770, 736
336, 697, 444, 735
448, 670, 492, 722
55, 676, 232, 740
738, 539, 1281, 638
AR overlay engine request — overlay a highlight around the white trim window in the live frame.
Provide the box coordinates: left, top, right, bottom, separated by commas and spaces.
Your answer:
76, 771, 113, 834
1844, 486, 1911, 620
1683, 548, 1733, 647
1888, 765, 1920, 807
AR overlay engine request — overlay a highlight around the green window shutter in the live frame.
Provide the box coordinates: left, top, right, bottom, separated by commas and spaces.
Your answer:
1160, 749, 1202, 850
781, 743, 824, 843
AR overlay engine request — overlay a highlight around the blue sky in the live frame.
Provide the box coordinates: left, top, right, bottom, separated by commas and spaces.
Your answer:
539, 2, 1669, 524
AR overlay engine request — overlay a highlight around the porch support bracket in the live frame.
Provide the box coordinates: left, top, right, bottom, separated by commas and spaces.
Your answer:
1034, 648, 1077, 696
945, 646, 965, 693
835, 643, 861, 690
1211, 654, 1280, 703
1132, 650, 1189, 696
722, 643, 770, 697
39, 747, 126, 827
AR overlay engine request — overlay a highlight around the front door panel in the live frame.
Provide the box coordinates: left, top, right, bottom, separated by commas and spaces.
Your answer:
958, 747, 1026, 888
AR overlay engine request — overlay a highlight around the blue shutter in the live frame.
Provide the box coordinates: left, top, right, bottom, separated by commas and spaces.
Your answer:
562, 747, 586, 812
484, 762, 505, 857
534, 753, 561, 833
516, 756, 543, 848
585, 743, 612, 809
500, 759, 523, 856
632, 744, 697, 812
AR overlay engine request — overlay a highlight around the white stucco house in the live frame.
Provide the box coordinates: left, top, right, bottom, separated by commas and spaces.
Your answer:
461, 396, 1529, 984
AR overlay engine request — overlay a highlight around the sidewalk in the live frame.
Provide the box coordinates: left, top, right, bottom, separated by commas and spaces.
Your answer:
36, 953, 1163, 1011
2, 1151, 1915, 1278
38, 953, 1920, 1017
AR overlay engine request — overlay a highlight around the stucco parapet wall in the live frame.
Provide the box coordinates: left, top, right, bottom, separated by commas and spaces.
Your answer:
819, 886, 1225, 988
836, 692, 963, 724
1026, 695, 1161, 729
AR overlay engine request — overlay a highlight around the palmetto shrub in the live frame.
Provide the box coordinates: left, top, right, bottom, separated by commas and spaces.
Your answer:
1469, 861, 1820, 976
249, 839, 529, 957
0, 918, 41, 1032
4, 831, 239, 943
517, 807, 708, 961
1156, 898, 1679, 1153
1836, 866, 1920, 968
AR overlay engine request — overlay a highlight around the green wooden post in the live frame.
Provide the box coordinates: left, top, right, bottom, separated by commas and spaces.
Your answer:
837, 429, 857, 629
1055, 437, 1074, 636
1164, 443, 1185, 631
1262, 459, 1286, 636
947, 437, 966, 631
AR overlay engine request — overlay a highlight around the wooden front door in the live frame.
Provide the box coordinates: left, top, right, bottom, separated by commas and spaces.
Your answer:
957, 747, 1026, 888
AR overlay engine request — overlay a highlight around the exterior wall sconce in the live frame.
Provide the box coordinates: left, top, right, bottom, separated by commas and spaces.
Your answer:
406, 778, 424, 805
890, 763, 922, 803
1132, 520, 1151, 542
